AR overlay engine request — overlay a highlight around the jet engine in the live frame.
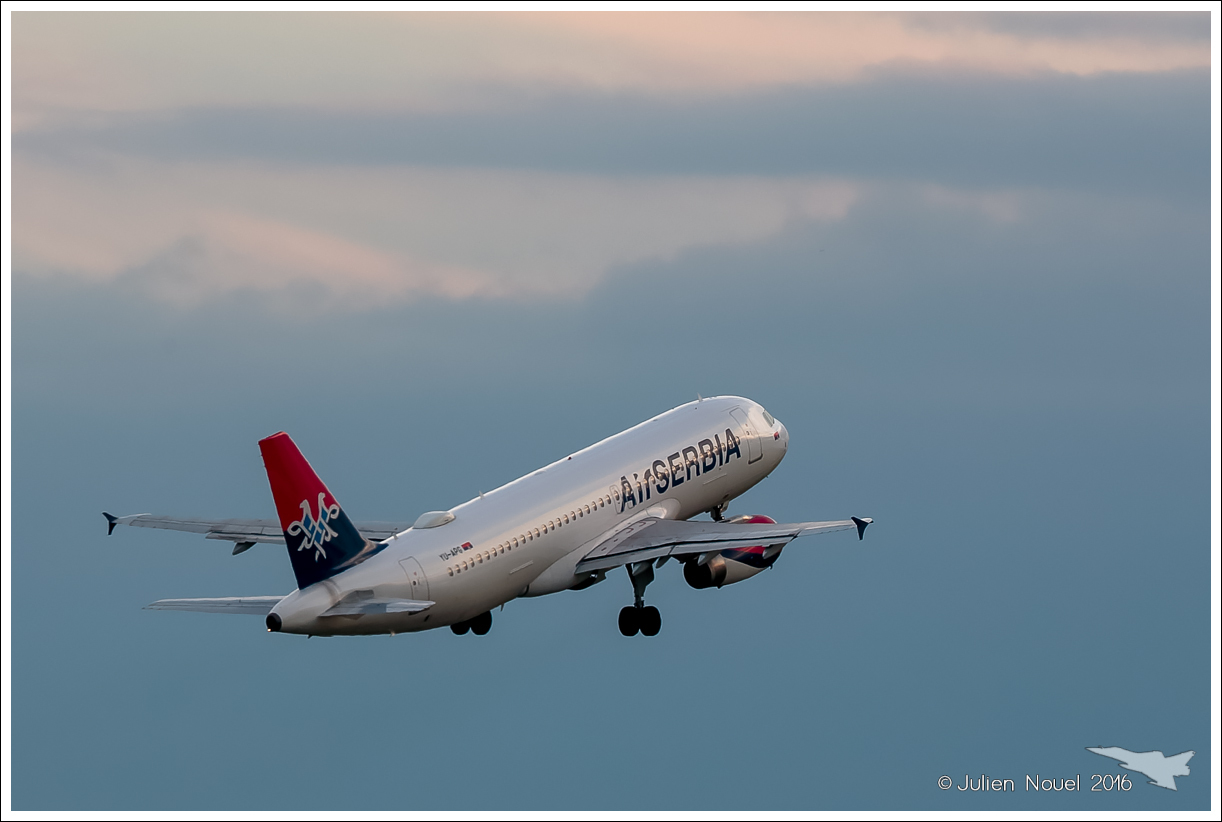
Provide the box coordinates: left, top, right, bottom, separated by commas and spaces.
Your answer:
682, 515, 785, 590
683, 553, 728, 589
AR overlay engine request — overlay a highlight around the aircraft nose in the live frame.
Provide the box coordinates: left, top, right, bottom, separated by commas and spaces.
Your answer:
777, 421, 789, 450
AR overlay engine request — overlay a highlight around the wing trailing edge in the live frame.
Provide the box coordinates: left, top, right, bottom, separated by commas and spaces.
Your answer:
102, 512, 409, 547
575, 515, 872, 574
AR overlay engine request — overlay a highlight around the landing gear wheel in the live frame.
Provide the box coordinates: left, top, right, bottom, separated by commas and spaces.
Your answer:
451, 621, 470, 635
639, 605, 661, 636
471, 611, 493, 636
618, 606, 640, 637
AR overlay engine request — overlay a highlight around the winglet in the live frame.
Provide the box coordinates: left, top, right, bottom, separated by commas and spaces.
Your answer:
851, 516, 872, 540
103, 512, 118, 536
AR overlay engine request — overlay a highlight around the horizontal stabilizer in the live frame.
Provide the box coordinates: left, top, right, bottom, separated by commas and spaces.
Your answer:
146, 596, 285, 615
321, 598, 434, 617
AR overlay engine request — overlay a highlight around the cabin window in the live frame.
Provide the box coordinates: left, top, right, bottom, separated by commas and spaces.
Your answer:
448, 567, 454, 576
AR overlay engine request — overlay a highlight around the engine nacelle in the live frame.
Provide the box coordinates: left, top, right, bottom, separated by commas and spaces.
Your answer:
683, 553, 728, 589
682, 515, 785, 590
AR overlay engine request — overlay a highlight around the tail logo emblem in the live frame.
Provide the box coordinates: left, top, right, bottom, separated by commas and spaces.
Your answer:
287, 493, 341, 561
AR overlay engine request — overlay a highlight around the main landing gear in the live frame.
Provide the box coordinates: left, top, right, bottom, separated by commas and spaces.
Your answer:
619, 604, 661, 637
619, 560, 663, 637
451, 610, 492, 636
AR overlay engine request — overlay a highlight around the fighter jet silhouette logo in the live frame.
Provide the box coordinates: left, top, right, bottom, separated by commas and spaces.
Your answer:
287, 492, 341, 562
1087, 747, 1194, 791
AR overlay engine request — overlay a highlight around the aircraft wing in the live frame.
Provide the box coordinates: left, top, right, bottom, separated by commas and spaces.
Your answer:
103, 512, 411, 553
146, 596, 286, 614
575, 516, 871, 574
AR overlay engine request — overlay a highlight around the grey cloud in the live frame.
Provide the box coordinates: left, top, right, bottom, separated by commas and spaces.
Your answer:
16, 68, 1210, 203
899, 11, 1211, 43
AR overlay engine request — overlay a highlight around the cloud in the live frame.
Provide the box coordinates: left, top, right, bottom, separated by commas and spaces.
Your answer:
17, 68, 1209, 204
12, 154, 862, 310
9, 12, 1210, 313
116, 212, 505, 311
12, 11, 1209, 130
18, 141, 1190, 315
899, 11, 1210, 43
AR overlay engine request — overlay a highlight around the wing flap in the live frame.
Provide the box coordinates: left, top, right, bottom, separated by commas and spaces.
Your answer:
146, 596, 286, 615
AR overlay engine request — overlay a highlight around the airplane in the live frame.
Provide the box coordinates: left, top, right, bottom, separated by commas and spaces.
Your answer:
1086, 747, 1195, 791
104, 396, 871, 637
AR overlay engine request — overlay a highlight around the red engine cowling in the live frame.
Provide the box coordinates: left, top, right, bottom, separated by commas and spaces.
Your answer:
682, 515, 785, 589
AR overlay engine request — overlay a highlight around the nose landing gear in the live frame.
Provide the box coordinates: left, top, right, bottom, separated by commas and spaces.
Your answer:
619, 560, 663, 637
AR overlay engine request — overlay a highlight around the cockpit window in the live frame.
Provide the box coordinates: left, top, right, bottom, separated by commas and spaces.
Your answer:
761, 408, 776, 427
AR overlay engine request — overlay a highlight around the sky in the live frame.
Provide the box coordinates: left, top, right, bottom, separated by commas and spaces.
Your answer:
5, 8, 1218, 812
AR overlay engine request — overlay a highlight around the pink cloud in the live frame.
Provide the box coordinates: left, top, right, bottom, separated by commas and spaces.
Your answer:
11, 11, 1209, 130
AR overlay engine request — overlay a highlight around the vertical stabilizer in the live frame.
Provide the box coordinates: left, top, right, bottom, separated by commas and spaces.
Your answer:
259, 432, 381, 589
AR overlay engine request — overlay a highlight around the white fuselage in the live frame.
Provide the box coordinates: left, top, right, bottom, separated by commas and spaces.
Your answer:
271, 396, 789, 635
